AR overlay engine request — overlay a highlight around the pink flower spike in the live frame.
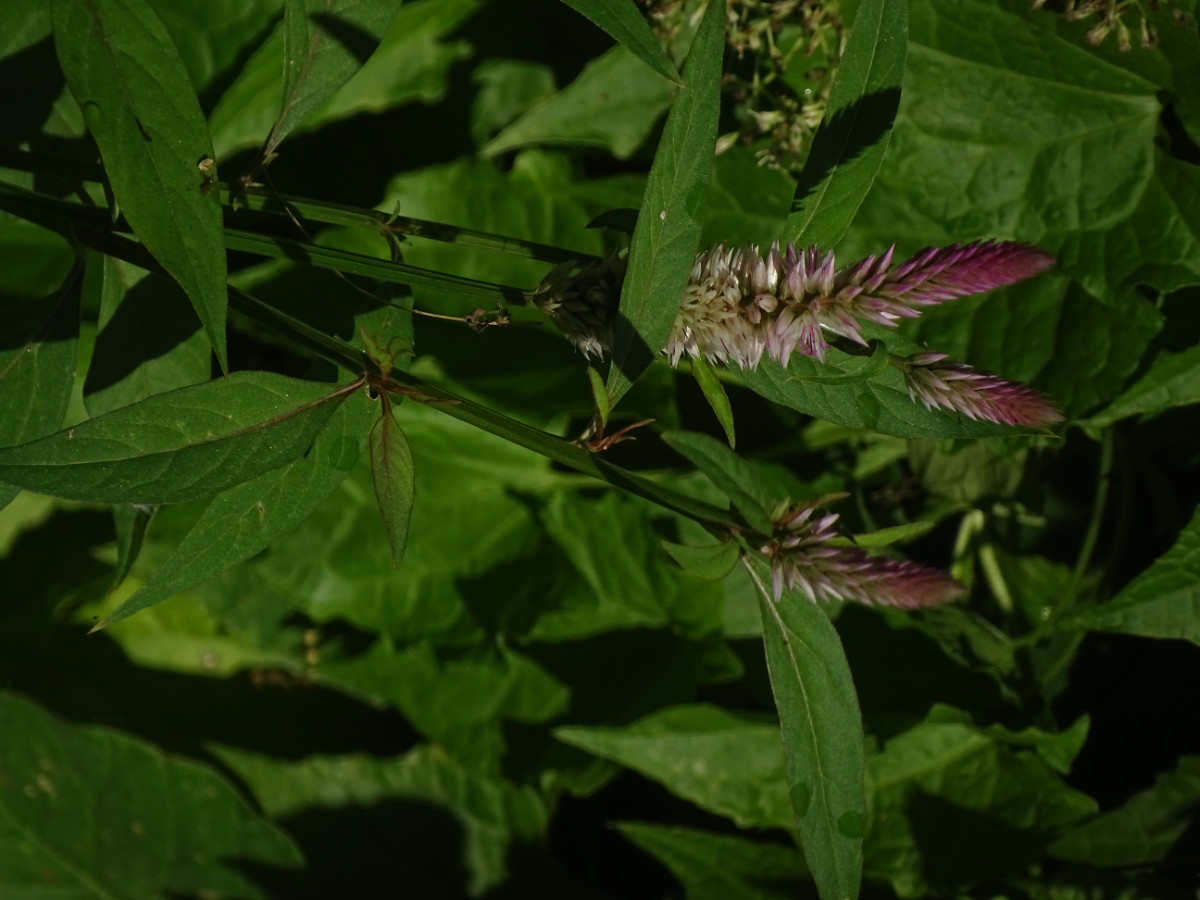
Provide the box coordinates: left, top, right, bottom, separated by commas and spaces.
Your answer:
902, 352, 1065, 429
759, 499, 965, 608
883, 241, 1055, 306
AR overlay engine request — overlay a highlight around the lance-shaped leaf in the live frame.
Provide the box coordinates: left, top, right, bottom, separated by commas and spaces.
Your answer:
0, 372, 357, 504
264, 0, 398, 159
605, 0, 724, 407
663, 431, 777, 534
52, 0, 228, 370
781, 0, 907, 249
94, 390, 376, 631
370, 405, 416, 569
747, 557, 866, 900
110, 502, 154, 592
558, 0, 681, 84
0, 262, 81, 510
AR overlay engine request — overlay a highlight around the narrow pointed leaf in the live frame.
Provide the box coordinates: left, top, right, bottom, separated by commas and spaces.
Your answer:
605, 0, 724, 407
51, 0, 228, 369
1088, 342, 1200, 427
662, 431, 776, 534
690, 353, 736, 448
558, 0, 681, 84
781, 0, 907, 249
370, 407, 416, 569
110, 502, 154, 592
265, 0, 398, 158
95, 391, 376, 630
0, 372, 357, 504
749, 557, 866, 900
0, 262, 81, 510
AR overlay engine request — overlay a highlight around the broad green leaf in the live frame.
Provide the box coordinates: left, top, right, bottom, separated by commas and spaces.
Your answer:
148, 0, 282, 98
94, 389, 374, 630
909, 439, 1027, 504
0, 372, 355, 504
662, 538, 741, 581
320, 639, 569, 767
663, 431, 777, 534
782, 0, 907, 249
0, 265, 80, 449
264, 0, 398, 158
750, 557, 866, 900
215, 743, 548, 897
1066, 506, 1200, 645
535, 490, 725, 641
84, 256, 211, 418
240, 401, 559, 640
369, 407, 415, 568
701, 146, 797, 248
555, 704, 795, 830
1088, 341, 1200, 427
0, 219, 75, 304
0, 690, 301, 897
558, 0, 681, 84
737, 348, 1020, 439
1050, 755, 1200, 866
470, 57, 557, 147
210, 0, 475, 157
605, 0, 724, 407
924, 704, 1090, 775
110, 501, 153, 590
690, 353, 736, 448
52, 0, 228, 369
618, 823, 812, 900
484, 44, 675, 160
865, 711, 1097, 896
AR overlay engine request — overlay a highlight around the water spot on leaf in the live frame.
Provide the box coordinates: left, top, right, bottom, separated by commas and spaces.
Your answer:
837, 810, 864, 838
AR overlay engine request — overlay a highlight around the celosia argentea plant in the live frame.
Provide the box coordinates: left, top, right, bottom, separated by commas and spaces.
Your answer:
4, 0, 1198, 898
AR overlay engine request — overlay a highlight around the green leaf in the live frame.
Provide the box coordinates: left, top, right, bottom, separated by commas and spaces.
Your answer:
662, 538, 741, 581
0, 264, 81, 476
748, 557, 865, 900
1066, 506, 1200, 645
0, 372, 356, 504
110, 501, 154, 591
94, 389, 374, 630
1088, 341, 1200, 427
52, 0, 228, 369
782, 0, 907, 249
215, 743, 548, 897
662, 431, 777, 534
864, 710, 1097, 896
1051, 755, 1200, 867
605, 0, 724, 407
617, 822, 812, 900
264, 0, 398, 158
558, 0, 681, 84
148, 0, 283, 97
0, 690, 301, 897
370, 406, 415, 569
555, 704, 795, 830
83, 256, 211, 418
484, 43, 676, 160
210, 0, 476, 158
691, 353, 736, 448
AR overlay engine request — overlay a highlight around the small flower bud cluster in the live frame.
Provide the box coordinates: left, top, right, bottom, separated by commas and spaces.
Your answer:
534, 239, 1063, 428
759, 498, 965, 607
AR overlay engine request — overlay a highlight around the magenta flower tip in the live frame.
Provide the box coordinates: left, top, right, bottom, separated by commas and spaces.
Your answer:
902, 352, 1065, 429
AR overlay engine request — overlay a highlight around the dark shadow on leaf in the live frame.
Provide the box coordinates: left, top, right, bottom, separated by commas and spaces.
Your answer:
790, 88, 903, 218
84, 268, 203, 395
907, 791, 1045, 893
228, 797, 470, 899
310, 12, 386, 66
